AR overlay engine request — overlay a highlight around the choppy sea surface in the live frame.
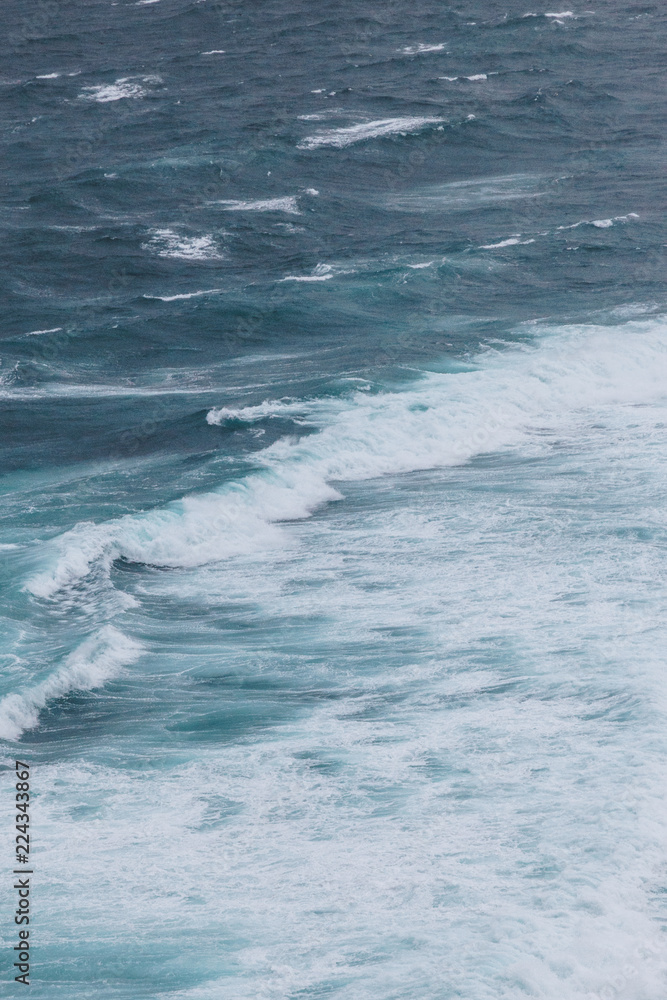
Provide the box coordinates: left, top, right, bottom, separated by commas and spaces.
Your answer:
1, 1, 667, 996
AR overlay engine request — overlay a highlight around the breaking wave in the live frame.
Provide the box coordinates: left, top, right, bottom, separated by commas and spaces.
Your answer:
26, 317, 667, 601
0, 626, 143, 741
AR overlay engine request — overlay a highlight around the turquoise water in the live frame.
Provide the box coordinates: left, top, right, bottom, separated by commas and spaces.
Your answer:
1, 1, 667, 996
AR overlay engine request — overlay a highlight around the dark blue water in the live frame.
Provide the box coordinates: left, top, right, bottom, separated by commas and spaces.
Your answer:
2, 2, 667, 997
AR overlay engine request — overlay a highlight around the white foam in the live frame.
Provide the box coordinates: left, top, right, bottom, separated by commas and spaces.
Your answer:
213, 197, 300, 214
557, 213, 639, 231
79, 75, 161, 103
0, 626, 142, 741
480, 237, 536, 248
36, 73, 60, 79
144, 288, 224, 302
143, 229, 224, 261
280, 263, 335, 282
545, 10, 576, 24
400, 43, 446, 55
407, 261, 434, 269
298, 117, 444, 150
281, 274, 333, 282
201, 50, 225, 55
80, 79, 145, 102
387, 174, 546, 212
24, 327, 63, 336
207, 399, 312, 425
440, 73, 492, 81
26, 317, 667, 599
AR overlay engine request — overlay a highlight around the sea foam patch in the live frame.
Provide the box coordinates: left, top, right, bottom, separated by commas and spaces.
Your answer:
142, 229, 224, 260
440, 73, 495, 81
298, 117, 444, 149
557, 213, 639, 230
213, 197, 300, 214
280, 263, 336, 282
206, 399, 316, 425
480, 236, 536, 248
400, 43, 446, 55
386, 174, 547, 211
144, 288, 224, 302
79, 76, 161, 102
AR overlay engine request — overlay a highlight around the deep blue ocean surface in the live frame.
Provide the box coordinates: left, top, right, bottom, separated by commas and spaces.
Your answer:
1, 1, 667, 996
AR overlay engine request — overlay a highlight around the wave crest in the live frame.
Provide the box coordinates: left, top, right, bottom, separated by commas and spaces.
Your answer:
298, 117, 444, 149
0, 626, 143, 741
25, 318, 667, 601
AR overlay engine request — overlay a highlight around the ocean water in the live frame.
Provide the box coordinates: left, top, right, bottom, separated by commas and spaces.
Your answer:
1, 1, 667, 996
